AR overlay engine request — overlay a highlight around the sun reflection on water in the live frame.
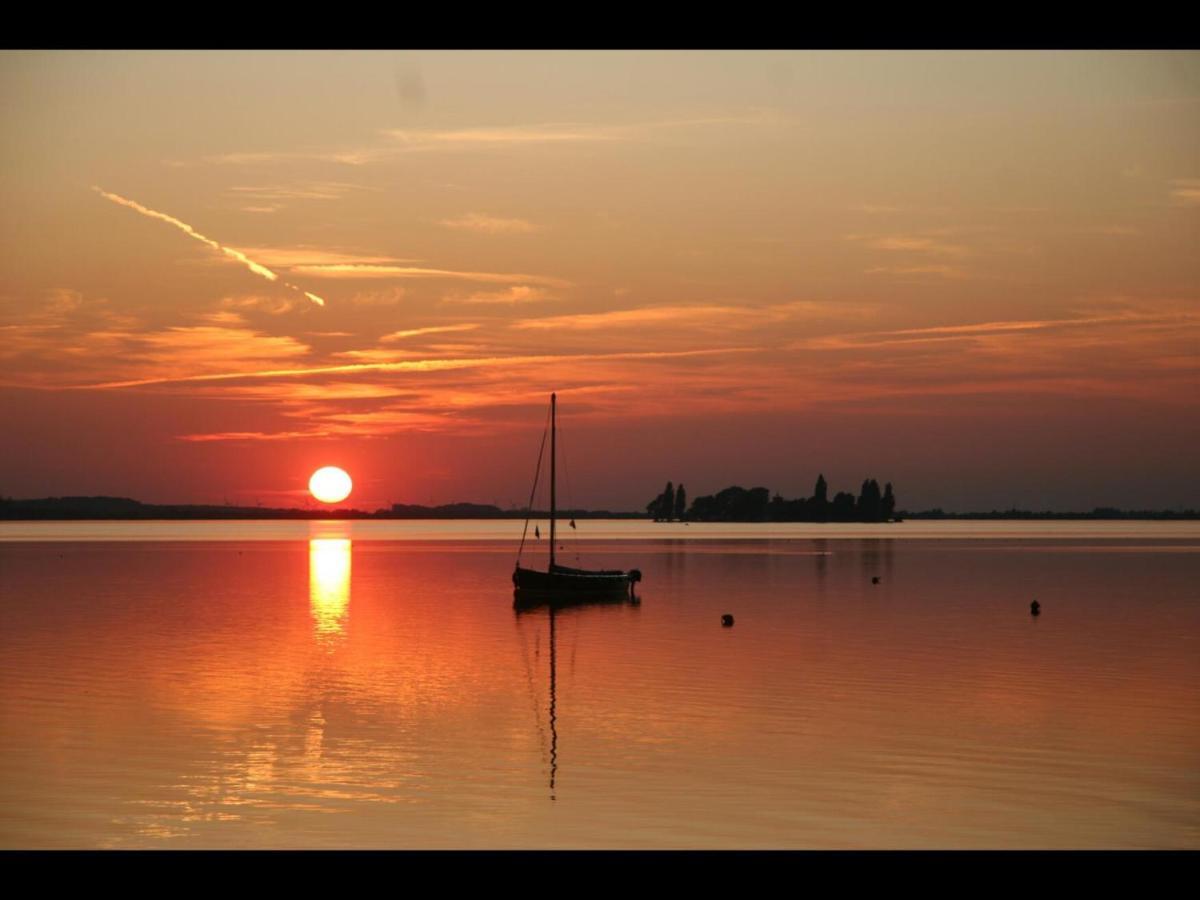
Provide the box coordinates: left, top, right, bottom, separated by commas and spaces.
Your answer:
309, 538, 350, 645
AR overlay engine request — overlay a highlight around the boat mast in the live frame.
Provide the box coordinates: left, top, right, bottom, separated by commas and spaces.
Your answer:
549, 392, 556, 569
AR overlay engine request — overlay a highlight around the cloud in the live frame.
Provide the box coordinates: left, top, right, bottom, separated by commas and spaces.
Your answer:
1170, 178, 1200, 205
383, 115, 775, 148
133, 324, 312, 373
93, 187, 325, 307
178, 430, 330, 443
442, 286, 555, 305
790, 308, 1200, 352
232, 247, 417, 268
291, 264, 571, 287
513, 300, 873, 332
1082, 225, 1139, 236
514, 304, 744, 331
380, 324, 480, 343
439, 213, 539, 234
348, 287, 408, 307
80, 347, 756, 390
193, 113, 779, 166
226, 182, 369, 202
866, 264, 967, 279
384, 123, 628, 147
221, 295, 301, 315
0, 294, 316, 390
861, 235, 969, 257
327, 348, 431, 363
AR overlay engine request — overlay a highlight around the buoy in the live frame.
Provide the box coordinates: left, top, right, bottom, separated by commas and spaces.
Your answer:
871, 576, 880, 584
721, 614, 734, 627
1030, 600, 1041, 616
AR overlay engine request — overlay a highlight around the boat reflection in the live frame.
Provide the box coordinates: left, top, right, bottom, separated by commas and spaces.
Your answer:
309, 538, 351, 646
515, 594, 638, 800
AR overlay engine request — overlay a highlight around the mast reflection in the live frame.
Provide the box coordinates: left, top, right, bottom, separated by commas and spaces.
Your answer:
516, 595, 635, 801
309, 538, 351, 646
549, 607, 558, 799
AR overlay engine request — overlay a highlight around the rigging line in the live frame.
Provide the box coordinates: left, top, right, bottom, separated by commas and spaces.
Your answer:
517, 404, 551, 564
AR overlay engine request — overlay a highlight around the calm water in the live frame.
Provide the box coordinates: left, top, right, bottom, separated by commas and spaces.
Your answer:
1, 521, 1197, 848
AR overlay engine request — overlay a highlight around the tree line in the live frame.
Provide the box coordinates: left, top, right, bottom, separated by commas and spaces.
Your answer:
647, 475, 897, 523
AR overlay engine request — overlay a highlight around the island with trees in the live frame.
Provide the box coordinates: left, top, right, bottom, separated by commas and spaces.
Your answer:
647, 475, 897, 523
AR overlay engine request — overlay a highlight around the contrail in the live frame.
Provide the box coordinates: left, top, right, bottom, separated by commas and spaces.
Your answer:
93, 187, 325, 307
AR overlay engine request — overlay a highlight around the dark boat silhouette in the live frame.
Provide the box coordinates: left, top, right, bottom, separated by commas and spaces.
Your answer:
513, 393, 641, 605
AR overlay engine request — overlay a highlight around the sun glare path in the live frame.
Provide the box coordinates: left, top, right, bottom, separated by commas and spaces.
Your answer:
309, 538, 350, 646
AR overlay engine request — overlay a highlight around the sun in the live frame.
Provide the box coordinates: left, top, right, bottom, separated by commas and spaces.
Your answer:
309, 466, 353, 504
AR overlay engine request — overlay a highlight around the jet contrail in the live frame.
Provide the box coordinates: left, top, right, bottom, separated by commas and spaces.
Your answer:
94, 187, 325, 307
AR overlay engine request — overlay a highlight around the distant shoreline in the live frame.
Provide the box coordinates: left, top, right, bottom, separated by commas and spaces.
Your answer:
1, 497, 1197, 521
0, 497, 644, 521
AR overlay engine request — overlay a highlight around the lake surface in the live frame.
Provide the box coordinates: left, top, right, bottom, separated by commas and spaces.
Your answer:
1, 521, 1197, 848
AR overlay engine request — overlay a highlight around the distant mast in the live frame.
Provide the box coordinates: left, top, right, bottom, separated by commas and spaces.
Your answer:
549, 392, 556, 569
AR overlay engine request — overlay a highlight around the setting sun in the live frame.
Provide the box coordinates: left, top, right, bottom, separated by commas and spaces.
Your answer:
309, 466, 352, 504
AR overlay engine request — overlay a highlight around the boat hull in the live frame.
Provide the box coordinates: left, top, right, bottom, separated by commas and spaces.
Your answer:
512, 564, 638, 607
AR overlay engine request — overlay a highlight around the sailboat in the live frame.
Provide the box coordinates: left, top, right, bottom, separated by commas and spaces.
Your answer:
512, 393, 641, 604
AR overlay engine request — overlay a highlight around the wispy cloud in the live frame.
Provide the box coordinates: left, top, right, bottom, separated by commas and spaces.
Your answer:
442, 286, 556, 305
1083, 225, 1139, 236
291, 264, 570, 287
178, 429, 330, 443
0, 299, 315, 390
93, 188, 326, 307
227, 182, 369, 202
514, 304, 745, 332
439, 213, 538, 234
849, 203, 954, 216
382, 115, 775, 148
513, 300, 874, 332
233, 247, 418, 268
195, 114, 780, 167
1170, 178, 1200, 205
384, 123, 629, 147
866, 264, 967, 279
380, 324, 480, 343
791, 309, 1200, 351
347, 287, 407, 307
81, 347, 755, 390
859, 235, 969, 257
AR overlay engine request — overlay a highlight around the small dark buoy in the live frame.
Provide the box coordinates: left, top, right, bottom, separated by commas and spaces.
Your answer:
721, 614, 734, 627
871, 576, 880, 584
1030, 600, 1041, 616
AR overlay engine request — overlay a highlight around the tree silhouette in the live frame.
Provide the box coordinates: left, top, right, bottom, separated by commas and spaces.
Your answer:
882, 482, 896, 520
662, 482, 675, 521
814, 474, 828, 505
831, 491, 856, 521
857, 478, 882, 521
648, 474, 899, 523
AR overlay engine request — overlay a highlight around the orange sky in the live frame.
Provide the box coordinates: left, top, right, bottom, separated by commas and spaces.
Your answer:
2, 51, 1198, 510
